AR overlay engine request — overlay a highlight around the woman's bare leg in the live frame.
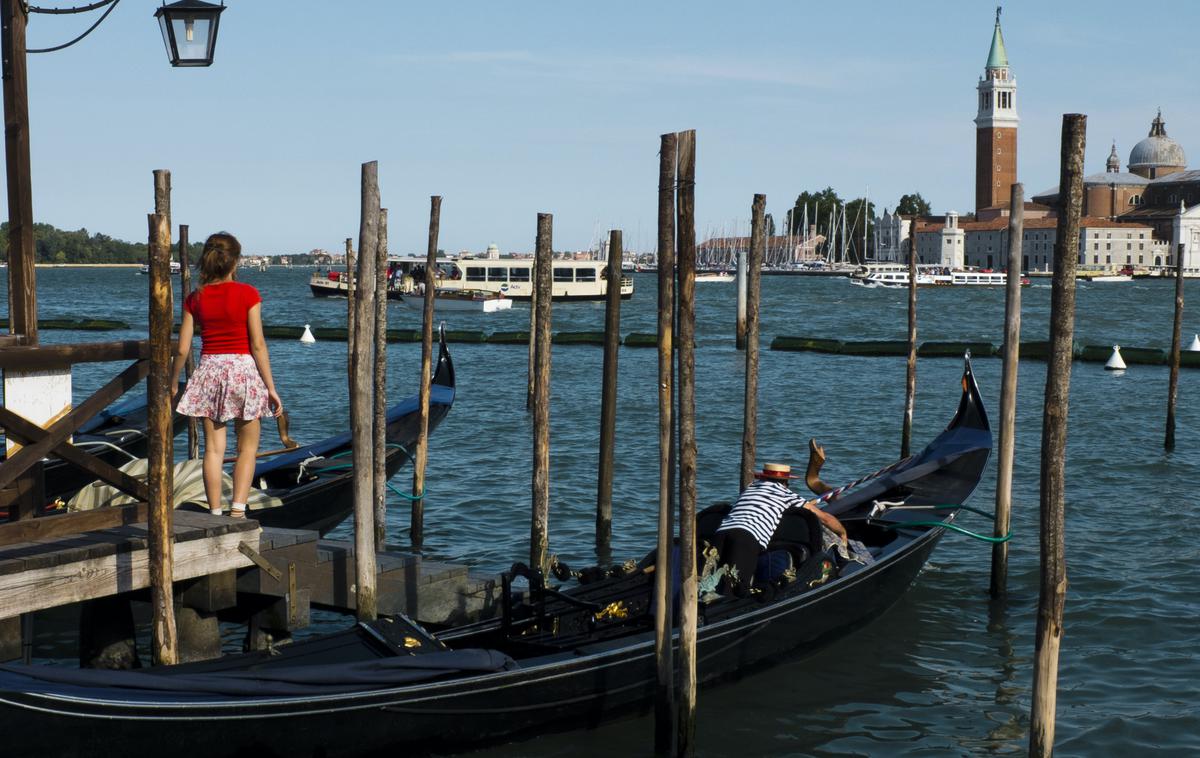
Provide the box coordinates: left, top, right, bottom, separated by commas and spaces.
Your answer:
232, 418, 261, 506
202, 418, 227, 512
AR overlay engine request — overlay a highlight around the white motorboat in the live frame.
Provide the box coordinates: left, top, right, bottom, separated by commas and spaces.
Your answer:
400, 288, 513, 313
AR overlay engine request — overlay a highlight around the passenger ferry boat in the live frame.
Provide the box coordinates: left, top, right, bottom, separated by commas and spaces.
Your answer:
138, 261, 182, 276
310, 257, 634, 302
849, 264, 1027, 288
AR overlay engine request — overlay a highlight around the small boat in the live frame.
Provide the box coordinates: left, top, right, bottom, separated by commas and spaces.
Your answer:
138, 261, 182, 275
67, 332, 456, 536
400, 288, 513, 313
694, 271, 735, 283
0, 359, 990, 757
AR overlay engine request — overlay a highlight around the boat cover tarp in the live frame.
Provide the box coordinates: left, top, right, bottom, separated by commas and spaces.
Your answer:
0, 649, 516, 699
67, 459, 282, 513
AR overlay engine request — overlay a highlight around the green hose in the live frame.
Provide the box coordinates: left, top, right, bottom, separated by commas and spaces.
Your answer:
873, 503, 1013, 543
306, 443, 424, 500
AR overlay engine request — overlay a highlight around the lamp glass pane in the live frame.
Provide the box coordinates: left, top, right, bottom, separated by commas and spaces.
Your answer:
170, 17, 213, 62
157, 15, 175, 63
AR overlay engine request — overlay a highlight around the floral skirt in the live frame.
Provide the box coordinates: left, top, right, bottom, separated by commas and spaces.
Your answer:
176, 353, 271, 422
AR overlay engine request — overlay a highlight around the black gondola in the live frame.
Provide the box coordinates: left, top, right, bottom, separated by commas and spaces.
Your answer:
243, 332, 455, 534
66, 332, 456, 536
0, 359, 989, 758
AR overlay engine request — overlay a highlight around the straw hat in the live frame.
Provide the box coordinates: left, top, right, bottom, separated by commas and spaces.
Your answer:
754, 462, 798, 480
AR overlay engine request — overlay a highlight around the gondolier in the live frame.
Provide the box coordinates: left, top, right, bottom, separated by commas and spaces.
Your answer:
712, 462, 847, 595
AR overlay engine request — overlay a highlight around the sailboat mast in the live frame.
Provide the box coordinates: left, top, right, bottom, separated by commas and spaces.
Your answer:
863, 186, 869, 263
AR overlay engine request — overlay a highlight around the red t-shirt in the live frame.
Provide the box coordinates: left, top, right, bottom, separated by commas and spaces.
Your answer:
183, 281, 262, 355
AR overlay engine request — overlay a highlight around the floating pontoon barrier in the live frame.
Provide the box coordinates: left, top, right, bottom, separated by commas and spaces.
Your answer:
917, 341, 997, 358
623, 332, 659, 348
839, 340, 910, 357
1080, 344, 1165, 365
1004, 341, 1082, 360
261, 325, 306, 339
0, 317, 130, 331
552, 331, 606, 346
770, 336, 844, 353
486, 331, 530, 344
1182, 351, 1200, 368
441, 330, 487, 343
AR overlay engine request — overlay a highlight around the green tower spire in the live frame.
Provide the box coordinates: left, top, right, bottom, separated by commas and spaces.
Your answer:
986, 6, 1008, 70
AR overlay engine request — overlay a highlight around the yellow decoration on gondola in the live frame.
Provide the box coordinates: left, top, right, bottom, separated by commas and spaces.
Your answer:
594, 601, 630, 622
403, 636, 422, 649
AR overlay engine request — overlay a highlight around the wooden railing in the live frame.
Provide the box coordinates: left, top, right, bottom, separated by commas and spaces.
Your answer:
0, 340, 157, 543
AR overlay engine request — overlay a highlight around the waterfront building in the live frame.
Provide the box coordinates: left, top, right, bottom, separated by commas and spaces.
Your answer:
912, 215, 1164, 272
873, 210, 910, 263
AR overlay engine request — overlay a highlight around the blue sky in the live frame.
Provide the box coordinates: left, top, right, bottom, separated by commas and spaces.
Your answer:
9, 0, 1199, 255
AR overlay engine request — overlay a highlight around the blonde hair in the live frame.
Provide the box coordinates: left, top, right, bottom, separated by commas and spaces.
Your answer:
198, 232, 241, 285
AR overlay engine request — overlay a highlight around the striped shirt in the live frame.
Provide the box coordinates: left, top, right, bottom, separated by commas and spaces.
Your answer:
716, 480, 808, 549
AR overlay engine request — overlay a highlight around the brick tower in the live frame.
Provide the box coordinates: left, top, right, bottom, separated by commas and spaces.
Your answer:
975, 7, 1018, 213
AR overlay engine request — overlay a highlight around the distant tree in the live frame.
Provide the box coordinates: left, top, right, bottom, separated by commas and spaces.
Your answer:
785, 187, 844, 240
764, 213, 776, 237
896, 192, 932, 217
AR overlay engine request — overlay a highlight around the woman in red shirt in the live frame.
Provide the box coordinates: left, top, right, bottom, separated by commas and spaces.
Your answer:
170, 232, 283, 517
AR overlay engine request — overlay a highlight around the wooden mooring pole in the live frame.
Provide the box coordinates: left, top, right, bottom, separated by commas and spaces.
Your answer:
351, 161, 380, 622
652, 131, 677, 757
675, 128, 698, 758
991, 183, 1024, 598
1029, 113, 1085, 758
147, 211, 178, 666
1165, 238, 1185, 450
530, 213, 554, 574
345, 237, 355, 382
527, 247, 538, 412
735, 248, 747, 350
2, 0, 37, 346
413, 196, 442, 547
178, 224, 198, 460
372, 208, 389, 551
740, 194, 764, 491
596, 229, 623, 556
901, 219, 918, 458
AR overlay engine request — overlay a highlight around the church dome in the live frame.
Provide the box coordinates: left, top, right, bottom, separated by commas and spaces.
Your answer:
1129, 111, 1186, 171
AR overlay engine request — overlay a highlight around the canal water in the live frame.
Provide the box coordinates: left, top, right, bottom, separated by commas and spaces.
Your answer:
9, 267, 1199, 756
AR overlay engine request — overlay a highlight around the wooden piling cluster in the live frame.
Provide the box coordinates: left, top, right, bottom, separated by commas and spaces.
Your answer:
652, 131, 677, 757
901, 218, 918, 458
373, 209, 389, 552
1165, 245, 1185, 450
1030, 113, 1086, 758
674, 128, 699, 757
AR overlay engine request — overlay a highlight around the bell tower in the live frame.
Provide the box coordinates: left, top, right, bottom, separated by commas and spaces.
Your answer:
975, 7, 1018, 212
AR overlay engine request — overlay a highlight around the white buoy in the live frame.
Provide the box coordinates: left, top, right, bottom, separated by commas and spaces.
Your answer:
1188, 334, 1200, 352
300, 324, 316, 344
1105, 345, 1126, 371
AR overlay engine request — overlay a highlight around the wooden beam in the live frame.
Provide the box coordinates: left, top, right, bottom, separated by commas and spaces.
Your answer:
0, 503, 148, 547
0, 359, 149, 491
0, 340, 151, 371
0, 527, 260, 621
0, 406, 151, 503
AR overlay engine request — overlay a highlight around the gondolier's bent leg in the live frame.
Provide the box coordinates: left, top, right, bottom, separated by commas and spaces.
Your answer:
710, 528, 760, 596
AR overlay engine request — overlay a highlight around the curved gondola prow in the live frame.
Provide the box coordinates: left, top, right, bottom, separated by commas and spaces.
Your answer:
820, 356, 992, 519
432, 322, 455, 394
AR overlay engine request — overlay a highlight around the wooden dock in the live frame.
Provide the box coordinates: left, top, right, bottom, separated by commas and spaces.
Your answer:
0, 510, 497, 664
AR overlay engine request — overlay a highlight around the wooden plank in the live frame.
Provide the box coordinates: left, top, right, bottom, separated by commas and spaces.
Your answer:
0, 527, 261, 620
0, 340, 151, 371
0, 503, 148, 547
0, 358, 149, 491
